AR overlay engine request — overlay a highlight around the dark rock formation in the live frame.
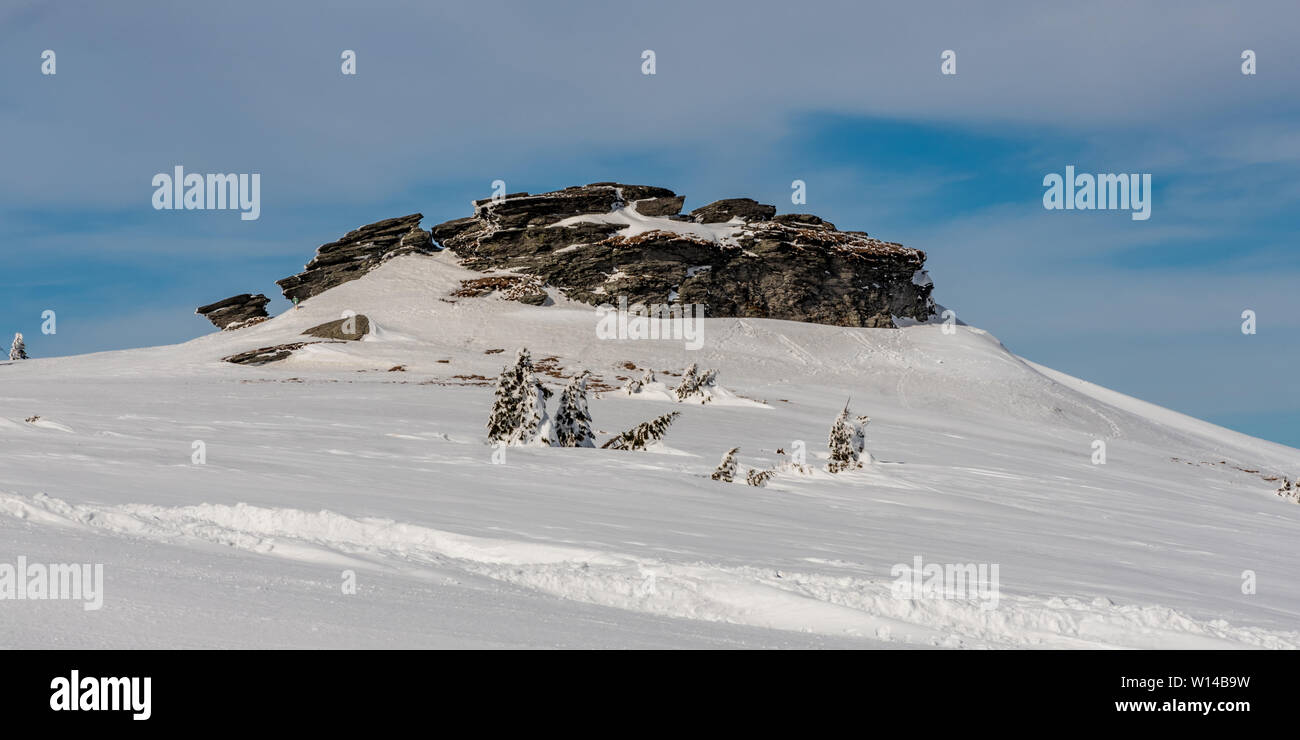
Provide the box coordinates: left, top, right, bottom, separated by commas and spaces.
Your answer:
689, 198, 776, 224
430, 183, 935, 328
303, 314, 371, 341
636, 195, 686, 217
276, 214, 434, 303
446, 183, 679, 234
222, 341, 346, 365
196, 293, 269, 330
773, 213, 835, 230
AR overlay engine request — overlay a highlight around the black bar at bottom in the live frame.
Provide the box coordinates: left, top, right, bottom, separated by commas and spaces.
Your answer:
0, 649, 1287, 728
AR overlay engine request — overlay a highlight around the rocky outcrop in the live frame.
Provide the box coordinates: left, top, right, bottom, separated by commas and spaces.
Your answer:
636, 195, 686, 217
196, 293, 269, 330
276, 214, 434, 303
262, 183, 936, 328
430, 183, 935, 328
689, 198, 776, 224
302, 314, 370, 341
222, 342, 336, 366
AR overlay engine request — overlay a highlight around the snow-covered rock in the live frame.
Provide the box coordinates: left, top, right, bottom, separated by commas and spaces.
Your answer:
431, 182, 935, 328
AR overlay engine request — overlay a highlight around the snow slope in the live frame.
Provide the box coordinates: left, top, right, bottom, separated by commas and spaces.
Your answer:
3, 252, 1298, 649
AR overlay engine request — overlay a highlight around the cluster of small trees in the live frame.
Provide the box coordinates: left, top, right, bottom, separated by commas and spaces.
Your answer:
488, 350, 876, 485
710, 447, 777, 487
622, 368, 657, 394
9, 333, 26, 361
488, 348, 677, 451
710, 401, 872, 488
623, 363, 719, 403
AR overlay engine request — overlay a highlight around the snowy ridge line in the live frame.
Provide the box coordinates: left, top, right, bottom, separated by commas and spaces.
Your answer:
2, 492, 1294, 649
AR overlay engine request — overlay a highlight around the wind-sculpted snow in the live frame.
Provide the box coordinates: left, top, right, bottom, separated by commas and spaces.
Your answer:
3, 492, 1295, 648
1, 253, 1298, 648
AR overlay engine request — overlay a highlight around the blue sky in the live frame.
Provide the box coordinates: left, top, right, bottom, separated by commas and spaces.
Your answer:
2, 0, 1297, 446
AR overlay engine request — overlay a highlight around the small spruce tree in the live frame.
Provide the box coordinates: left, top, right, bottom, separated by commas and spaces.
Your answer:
711, 447, 740, 482
676, 361, 696, 397
746, 468, 776, 487
601, 412, 680, 451
555, 372, 595, 448
674, 363, 700, 401
518, 375, 555, 446
9, 333, 27, 361
852, 415, 871, 460
827, 402, 869, 473
487, 348, 554, 446
486, 351, 527, 443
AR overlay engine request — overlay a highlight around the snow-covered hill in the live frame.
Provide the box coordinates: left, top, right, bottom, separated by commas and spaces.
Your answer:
3, 252, 1298, 648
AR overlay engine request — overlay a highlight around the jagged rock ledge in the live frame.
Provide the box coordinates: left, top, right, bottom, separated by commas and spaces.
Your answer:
430, 183, 935, 328
222, 341, 343, 366
276, 213, 434, 303
196, 293, 269, 330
